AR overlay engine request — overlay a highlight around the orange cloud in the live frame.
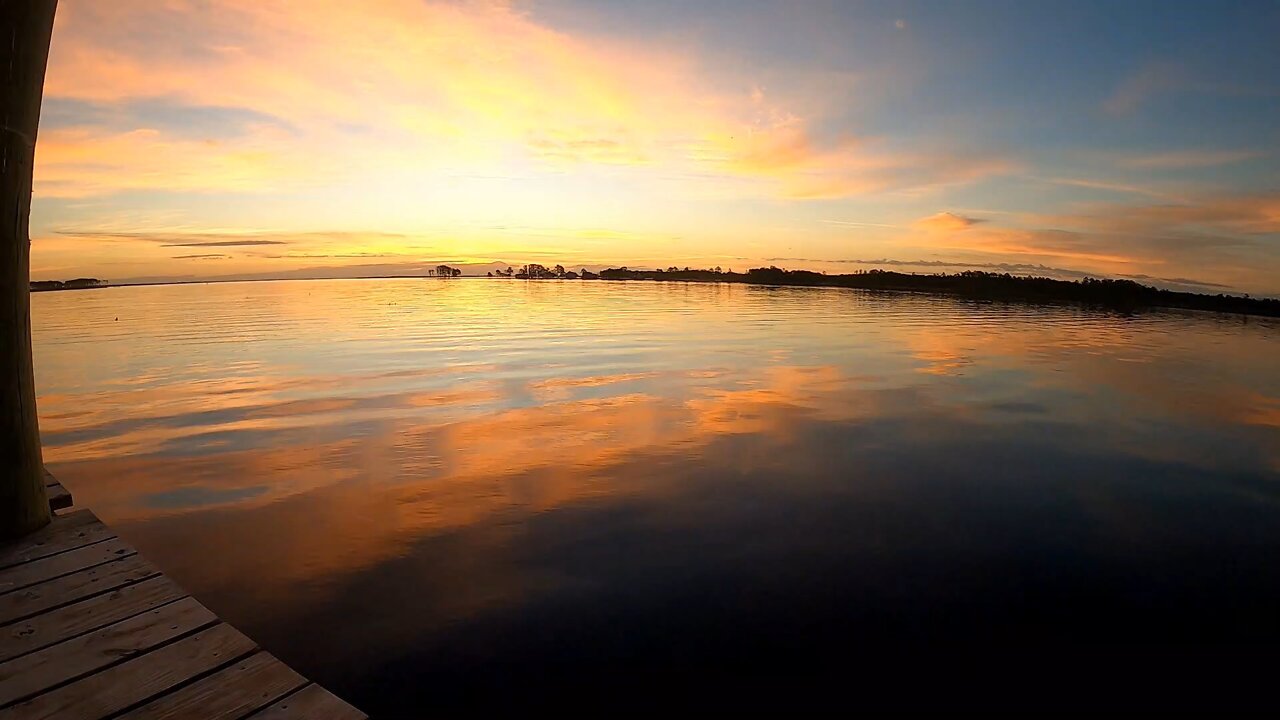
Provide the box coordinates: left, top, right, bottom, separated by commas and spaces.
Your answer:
927, 227, 1139, 265
699, 114, 1014, 199
38, 0, 1006, 203
35, 125, 320, 198
912, 212, 986, 233
1045, 193, 1280, 237
899, 192, 1280, 292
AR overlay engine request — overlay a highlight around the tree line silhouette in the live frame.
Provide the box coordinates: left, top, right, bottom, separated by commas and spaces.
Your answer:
489, 264, 598, 280
28, 266, 1276, 317
588, 266, 1279, 317
30, 277, 105, 291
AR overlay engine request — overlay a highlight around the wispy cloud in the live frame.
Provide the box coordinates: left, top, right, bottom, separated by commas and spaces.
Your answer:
525, 134, 647, 165
1043, 177, 1172, 199
162, 240, 288, 247
1039, 193, 1280, 237
720, 128, 1015, 199
53, 230, 408, 246
1104, 60, 1188, 115
1104, 58, 1279, 115
821, 220, 902, 229
1118, 149, 1263, 169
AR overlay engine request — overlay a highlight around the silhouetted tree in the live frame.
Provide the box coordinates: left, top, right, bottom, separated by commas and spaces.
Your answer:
30, 277, 105, 292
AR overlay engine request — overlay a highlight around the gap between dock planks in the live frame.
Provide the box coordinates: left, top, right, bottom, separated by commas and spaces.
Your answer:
0, 508, 366, 720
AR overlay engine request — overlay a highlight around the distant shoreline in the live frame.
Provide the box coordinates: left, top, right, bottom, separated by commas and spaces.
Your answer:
30, 284, 110, 293
31, 267, 1280, 318
31, 275, 433, 291
595, 267, 1280, 318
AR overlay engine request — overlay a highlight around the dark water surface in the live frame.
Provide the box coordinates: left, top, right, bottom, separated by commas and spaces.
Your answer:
33, 279, 1280, 713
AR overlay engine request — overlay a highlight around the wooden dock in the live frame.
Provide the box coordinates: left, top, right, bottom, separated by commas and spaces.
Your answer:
42, 471, 71, 514
0, 503, 366, 719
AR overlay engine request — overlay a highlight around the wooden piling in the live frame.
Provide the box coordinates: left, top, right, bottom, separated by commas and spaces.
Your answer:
0, 0, 58, 538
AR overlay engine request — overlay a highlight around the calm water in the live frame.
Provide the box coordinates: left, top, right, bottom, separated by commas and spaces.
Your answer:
32, 279, 1280, 713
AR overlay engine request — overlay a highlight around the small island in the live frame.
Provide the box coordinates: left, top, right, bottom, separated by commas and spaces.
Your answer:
30, 277, 107, 292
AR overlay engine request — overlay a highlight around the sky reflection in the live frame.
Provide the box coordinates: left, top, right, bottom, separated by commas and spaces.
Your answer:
31, 279, 1280, 713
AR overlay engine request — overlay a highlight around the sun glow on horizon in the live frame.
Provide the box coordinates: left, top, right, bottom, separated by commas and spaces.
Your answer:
28, 0, 1280, 295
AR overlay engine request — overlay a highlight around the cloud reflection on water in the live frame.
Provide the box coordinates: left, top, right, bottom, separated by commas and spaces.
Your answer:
31, 279, 1280, 713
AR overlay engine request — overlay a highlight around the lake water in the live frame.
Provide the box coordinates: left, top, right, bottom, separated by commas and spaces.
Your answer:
32, 279, 1280, 713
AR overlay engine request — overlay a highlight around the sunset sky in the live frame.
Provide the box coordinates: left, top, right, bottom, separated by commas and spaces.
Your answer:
29, 0, 1280, 294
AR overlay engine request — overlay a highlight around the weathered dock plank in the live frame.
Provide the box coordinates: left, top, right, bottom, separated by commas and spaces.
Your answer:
0, 597, 216, 706
246, 683, 368, 720
0, 554, 159, 625
120, 650, 307, 720
0, 538, 134, 595
0, 509, 366, 719
0, 576, 187, 663
5, 622, 257, 720
0, 511, 112, 570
